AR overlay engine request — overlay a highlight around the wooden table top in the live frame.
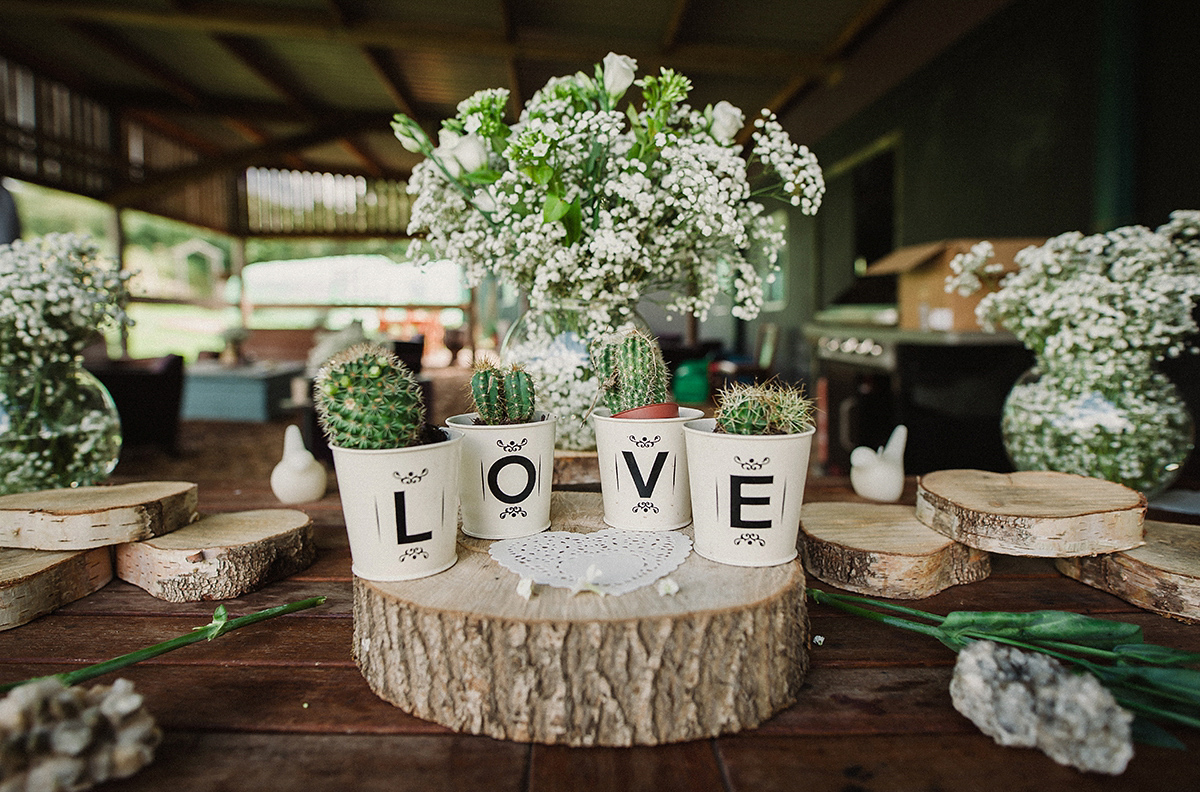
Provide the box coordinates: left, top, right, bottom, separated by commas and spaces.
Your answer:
3, 474, 1199, 792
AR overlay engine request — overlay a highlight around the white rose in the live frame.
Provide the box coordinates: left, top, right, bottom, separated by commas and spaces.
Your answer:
391, 117, 426, 153
434, 129, 464, 177
602, 53, 637, 100
451, 132, 489, 174
710, 101, 745, 144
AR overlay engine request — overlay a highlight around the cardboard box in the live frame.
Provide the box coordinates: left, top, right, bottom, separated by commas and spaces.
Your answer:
865, 238, 1044, 332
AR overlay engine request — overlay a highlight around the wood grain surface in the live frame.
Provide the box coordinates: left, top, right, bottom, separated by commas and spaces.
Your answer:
916, 469, 1146, 556
1056, 518, 1200, 623
0, 481, 198, 550
3, 460, 1199, 791
0, 546, 112, 630
799, 501, 990, 598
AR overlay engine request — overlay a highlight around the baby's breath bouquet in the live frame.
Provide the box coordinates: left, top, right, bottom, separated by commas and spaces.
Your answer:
945, 212, 1200, 494
0, 233, 131, 493
394, 53, 823, 448
395, 52, 823, 331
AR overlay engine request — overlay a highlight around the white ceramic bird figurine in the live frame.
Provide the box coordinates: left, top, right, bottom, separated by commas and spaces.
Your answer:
849, 424, 907, 502
270, 424, 328, 504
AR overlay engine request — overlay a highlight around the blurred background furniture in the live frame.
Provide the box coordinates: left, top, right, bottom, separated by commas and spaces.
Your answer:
85, 354, 185, 455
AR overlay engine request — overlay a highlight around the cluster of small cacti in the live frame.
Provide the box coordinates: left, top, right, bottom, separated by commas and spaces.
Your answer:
714, 381, 814, 435
590, 328, 670, 414
0, 677, 161, 792
314, 343, 427, 449
470, 360, 537, 425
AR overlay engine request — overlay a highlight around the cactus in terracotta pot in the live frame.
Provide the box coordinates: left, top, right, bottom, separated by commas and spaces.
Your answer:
314, 343, 428, 449
470, 360, 537, 425
590, 328, 674, 417
714, 381, 814, 436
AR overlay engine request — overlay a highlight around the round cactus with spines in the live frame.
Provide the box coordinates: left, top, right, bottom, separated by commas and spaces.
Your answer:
314, 343, 427, 449
590, 328, 670, 414
470, 360, 537, 425
714, 381, 814, 435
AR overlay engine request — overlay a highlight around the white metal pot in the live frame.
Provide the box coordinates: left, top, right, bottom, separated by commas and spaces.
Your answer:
331, 427, 463, 581
446, 412, 557, 540
590, 406, 704, 531
683, 417, 815, 566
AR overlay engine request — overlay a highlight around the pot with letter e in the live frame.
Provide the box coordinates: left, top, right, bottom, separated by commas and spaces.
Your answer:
448, 360, 556, 539
315, 344, 463, 581
684, 382, 816, 566
589, 329, 700, 531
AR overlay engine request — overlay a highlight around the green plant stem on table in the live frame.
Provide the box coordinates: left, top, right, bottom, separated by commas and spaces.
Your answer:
0, 597, 327, 694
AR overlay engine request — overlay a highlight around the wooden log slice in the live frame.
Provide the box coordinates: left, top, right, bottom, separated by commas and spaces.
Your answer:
799, 501, 990, 599
915, 470, 1145, 557
0, 481, 198, 551
1056, 519, 1200, 622
115, 509, 315, 602
0, 546, 112, 630
353, 491, 809, 747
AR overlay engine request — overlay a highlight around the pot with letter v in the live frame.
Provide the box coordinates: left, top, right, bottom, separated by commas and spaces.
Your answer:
591, 406, 704, 531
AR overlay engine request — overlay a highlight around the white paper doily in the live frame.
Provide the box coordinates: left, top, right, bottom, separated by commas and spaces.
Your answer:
488, 529, 692, 595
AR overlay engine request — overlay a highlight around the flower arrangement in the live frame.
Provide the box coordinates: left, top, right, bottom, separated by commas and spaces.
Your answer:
393, 52, 825, 332
0, 234, 131, 494
944, 212, 1200, 494
0, 233, 132, 369
945, 213, 1200, 370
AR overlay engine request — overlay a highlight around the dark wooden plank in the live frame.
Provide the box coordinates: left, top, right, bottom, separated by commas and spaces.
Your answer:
0, 663, 445, 735
530, 742, 725, 792
0, 613, 354, 667
113, 731, 528, 792
717, 732, 1200, 791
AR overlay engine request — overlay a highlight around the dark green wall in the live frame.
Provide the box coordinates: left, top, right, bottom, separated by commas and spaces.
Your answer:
760, 0, 1200, 383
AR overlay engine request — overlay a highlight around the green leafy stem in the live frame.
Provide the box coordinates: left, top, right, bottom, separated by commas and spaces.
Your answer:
807, 588, 1200, 746
0, 596, 327, 694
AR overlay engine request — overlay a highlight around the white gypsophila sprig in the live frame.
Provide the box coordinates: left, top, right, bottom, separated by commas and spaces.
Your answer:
399, 54, 824, 336
0, 233, 132, 369
967, 218, 1200, 367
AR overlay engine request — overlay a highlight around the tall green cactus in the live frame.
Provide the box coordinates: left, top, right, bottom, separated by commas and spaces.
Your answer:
314, 343, 427, 449
590, 328, 670, 414
714, 381, 814, 436
470, 360, 537, 425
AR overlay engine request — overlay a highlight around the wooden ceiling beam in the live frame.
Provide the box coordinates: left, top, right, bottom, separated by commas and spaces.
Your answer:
104, 113, 392, 204
760, 0, 899, 121
660, 0, 691, 52
1, 1, 825, 78
69, 22, 206, 108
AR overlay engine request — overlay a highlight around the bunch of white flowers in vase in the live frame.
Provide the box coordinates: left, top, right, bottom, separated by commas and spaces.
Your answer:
394, 52, 824, 449
945, 211, 1200, 495
0, 234, 131, 493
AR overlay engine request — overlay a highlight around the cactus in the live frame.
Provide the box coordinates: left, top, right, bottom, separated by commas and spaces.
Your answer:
470, 360, 537, 425
590, 328, 670, 414
714, 381, 814, 436
314, 343, 427, 449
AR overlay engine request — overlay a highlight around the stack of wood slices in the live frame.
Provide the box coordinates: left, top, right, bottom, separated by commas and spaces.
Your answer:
799, 470, 1194, 614
0, 481, 316, 630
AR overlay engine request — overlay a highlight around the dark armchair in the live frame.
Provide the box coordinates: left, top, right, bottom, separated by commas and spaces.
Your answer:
85, 354, 185, 455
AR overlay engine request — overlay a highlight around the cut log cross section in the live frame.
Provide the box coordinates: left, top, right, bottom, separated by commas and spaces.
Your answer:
915, 469, 1146, 557
1057, 519, 1200, 623
0, 481, 198, 551
800, 501, 990, 599
353, 491, 809, 747
0, 546, 112, 631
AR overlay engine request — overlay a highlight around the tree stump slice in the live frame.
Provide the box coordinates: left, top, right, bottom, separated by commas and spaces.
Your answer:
115, 509, 316, 602
353, 491, 809, 747
799, 501, 990, 599
915, 470, 1145, 557
0, 546, 112, 630
1056, 519, 1200, 622
0, 481, 198, 551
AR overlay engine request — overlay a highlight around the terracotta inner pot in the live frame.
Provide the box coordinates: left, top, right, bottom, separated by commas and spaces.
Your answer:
613, 402, 681, 420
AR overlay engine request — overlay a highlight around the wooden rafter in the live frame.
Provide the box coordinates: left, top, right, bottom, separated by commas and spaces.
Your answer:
104, 113, 391, 204
660, 0, 691, 52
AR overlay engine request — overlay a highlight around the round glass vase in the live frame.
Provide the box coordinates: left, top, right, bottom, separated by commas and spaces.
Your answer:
1001, 359, 1194, 497
500, 300, 645, 451
0, 360, 123, 495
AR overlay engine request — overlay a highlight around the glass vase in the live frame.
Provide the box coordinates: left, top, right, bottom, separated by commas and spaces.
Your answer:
1001, 358, 1194, 497
500, 301, 644, 451
0, 361, 123, 495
